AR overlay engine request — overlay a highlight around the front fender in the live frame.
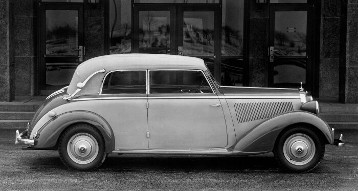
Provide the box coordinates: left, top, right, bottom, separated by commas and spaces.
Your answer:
35, 111, 115, 153
234, 111, 333, 153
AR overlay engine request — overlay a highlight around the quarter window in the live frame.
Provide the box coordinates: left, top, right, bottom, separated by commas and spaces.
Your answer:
102, 71, 146, 94
150, 70, 212, 94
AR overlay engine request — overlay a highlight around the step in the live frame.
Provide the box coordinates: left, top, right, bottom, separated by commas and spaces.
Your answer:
328, 123, 358, 130
0, 112, 35, 120
319, 114, 358, 122
320, 103, 358, 114
0, 120, 28, 130
0, 103, 40, 112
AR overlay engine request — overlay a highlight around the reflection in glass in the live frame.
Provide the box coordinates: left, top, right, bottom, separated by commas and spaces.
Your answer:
46, 63, 77, 86
273, 58, 306, 85
134, 0, 219, 3
221, 58, 244, 86
274, 11, 307, 56
183, 11, 214, 56
150, 71, 212, 94
42, 0, 83, 2
102, 71, 146, 94
46, 10, 79, 56
222, 0, 244, 56
110, 0, 132, 54
139, 11, 170, 54
270, 0, 307, 3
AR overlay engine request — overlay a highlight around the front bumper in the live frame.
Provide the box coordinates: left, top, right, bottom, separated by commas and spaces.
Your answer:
15, 130, 36, 146
332, 128, 344, 147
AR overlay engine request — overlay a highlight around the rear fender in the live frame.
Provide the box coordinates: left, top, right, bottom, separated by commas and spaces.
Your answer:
35, 111, 115, 153
233, 111, 333, 153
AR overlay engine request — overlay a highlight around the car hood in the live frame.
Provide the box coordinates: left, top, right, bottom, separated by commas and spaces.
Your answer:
219, 86, 300, 97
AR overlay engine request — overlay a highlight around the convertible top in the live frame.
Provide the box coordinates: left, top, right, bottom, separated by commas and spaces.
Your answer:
77, 54, 207, 72
67, 54, 208, 95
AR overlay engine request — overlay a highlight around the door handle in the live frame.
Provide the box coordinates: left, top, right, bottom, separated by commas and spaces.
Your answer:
269, 46, 274, 63
210, 103, 221, 107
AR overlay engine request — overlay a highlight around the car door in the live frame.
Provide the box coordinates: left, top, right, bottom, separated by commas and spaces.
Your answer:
100, 70, 148, 150
148, 70, 228, 150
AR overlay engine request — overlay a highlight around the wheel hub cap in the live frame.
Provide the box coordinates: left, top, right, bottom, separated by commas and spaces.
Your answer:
283, 133, 316, 166
67, 133, 99, 165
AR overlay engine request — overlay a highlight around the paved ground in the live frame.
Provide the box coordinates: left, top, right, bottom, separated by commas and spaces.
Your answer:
1, 129, 357, 191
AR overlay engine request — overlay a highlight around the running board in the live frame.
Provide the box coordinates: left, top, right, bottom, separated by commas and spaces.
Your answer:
112, 148, 265, 155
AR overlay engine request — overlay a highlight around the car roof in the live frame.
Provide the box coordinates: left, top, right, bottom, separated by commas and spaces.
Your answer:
76, 54, 208, 72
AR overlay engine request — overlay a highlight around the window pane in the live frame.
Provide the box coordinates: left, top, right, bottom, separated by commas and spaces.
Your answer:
134, 0, 219, 3
110, 0, 132, 54
102, 71, 146, 94
150, 71, 212, 94
221, 58, 244, 86
139, 11, 170, 54
274, 11, 307, 56
222, 0, 244, 56
183, 11, 214, 56
270, 0, 307, 3
46, 10, 79, 56
42, 0, 83, 2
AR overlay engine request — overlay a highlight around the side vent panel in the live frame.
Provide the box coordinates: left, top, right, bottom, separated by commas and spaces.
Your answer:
234, 102, 294, 123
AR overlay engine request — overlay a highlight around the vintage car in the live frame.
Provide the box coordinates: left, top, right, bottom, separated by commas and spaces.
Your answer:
16, 54, 343, 172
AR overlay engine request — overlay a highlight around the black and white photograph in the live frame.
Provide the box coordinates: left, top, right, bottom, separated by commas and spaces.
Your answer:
1, 0, 358, 190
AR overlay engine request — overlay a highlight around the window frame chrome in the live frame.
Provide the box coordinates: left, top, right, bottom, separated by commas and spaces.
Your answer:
99, 69, 148, 95
147, 69, 216, 95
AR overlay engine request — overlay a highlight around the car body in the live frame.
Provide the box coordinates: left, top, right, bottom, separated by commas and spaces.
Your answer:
16, 54, 343, 172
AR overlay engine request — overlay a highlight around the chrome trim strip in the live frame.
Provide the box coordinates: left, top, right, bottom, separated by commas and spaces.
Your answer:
73, 95, 298, 101
218, 96, 300, 99
46, 86, 68, 100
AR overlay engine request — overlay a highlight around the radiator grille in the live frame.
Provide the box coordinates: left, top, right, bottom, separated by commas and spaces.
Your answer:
234, 102, 294, 123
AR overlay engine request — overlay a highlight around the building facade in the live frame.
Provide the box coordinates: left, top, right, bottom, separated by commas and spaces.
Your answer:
0, 0, 356, 102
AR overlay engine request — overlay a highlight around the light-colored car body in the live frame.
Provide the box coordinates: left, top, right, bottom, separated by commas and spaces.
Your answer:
16, 54, 342, 172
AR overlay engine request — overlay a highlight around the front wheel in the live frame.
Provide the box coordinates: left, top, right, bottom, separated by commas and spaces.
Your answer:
58, 124, 106, 171
274, 126, 325, 172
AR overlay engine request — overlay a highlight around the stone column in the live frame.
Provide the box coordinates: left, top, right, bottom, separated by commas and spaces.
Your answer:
84, 0, 106, 60
319, 0, 341, 102
248, 1, 269, 87
0, 0, 14, 101
344, 0, 358, 103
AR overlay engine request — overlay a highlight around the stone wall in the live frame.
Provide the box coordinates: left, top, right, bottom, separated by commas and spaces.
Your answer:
319, 0, 341, 102
84, 1, 105, 60
248, 1, 269, 87
344, 0, 358, 103
12, 0, 35, 96
0, 0, 14, 101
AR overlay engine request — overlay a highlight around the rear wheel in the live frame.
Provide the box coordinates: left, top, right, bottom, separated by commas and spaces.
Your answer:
59, 124, 106, 170
274, 126, 325, 172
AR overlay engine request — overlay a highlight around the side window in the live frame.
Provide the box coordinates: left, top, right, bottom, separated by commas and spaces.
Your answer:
102, 71, 146, 94
150, 70, 213, 94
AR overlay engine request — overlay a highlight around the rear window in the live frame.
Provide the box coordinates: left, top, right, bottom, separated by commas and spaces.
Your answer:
102, 71, 146, 94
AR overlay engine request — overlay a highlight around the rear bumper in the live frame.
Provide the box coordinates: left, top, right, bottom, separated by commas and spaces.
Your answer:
15, 130, 36, 146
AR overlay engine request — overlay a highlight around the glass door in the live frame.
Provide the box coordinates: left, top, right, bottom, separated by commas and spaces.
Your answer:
269, 4, 313, 91
133, 5, 176, 54
39, 3, 84, 94
133, 4, 222, 81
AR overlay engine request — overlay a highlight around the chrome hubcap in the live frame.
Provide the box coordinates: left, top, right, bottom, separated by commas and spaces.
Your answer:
67, 133, 99, 165
283, 133, 316, 166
